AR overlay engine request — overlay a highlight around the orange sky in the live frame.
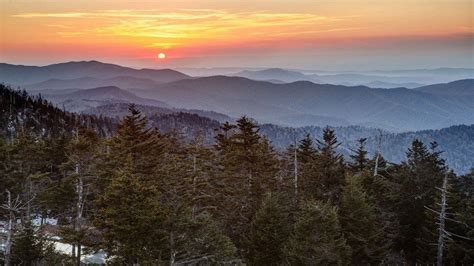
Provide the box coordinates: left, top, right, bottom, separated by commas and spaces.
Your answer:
0, 0, 472, 69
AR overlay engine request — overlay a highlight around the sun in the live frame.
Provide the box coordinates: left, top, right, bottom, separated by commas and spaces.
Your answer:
157, 53, 166, 59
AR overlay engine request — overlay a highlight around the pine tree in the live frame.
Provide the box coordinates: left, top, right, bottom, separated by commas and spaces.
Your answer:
436, 171, 474, 264
349, 138, 369, 174
298, 133, 316, 164
245, 193, 293, 265
186, 133, 217, 218
94, 162, 167, 264
392, 139, 446, 263
60, 127, 99, 265
296, 133, 317, 200
11, 224, 55, 266
305, 127, 345, 203
284, 200, 351, 265
339, 175, 390, 264
213, 117, 279, 251
97, 104, 165, 188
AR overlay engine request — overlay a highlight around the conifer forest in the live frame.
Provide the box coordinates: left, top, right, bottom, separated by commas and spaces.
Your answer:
1, 84, 473, 265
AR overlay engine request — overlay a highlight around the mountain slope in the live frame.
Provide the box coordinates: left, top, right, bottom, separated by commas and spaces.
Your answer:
133, 76, 474, 131
41, 86, 169, 112
233, 68, 320, 83
415, 79, 474, 95
26, 76, 161, 91
0, 84, 114, 138
0, 61, 190, 85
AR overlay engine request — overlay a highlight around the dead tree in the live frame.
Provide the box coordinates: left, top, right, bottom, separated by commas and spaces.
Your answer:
373, 129, 384, 177
436, 174, 448, 266
293, 134, 298, 200
1, 190, 32, 266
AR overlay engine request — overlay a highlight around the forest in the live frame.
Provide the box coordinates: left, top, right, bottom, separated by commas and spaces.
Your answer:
1, 84, 474, 265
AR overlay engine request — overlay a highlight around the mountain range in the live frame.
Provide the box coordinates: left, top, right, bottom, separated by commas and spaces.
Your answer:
41, 86, 169, 112
2, 60, 473, 131
0, 60, 190, 85
132, 76, 474, 131
230, 67, 474, 87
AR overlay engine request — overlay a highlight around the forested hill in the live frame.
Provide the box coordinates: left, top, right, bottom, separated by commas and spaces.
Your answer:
260, 124, 474, 174
1, 84, 473, 173
0, 84, 115, 138
84, 103, 474, 174
1, 84, 474, 264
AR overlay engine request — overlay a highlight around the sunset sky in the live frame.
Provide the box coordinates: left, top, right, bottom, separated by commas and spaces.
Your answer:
0, 0, 472, 70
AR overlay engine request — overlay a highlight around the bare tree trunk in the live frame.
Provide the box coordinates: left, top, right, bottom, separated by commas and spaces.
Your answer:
75, 163, 84, 266
192, 155, 197, 219
373, 152, 379, 177
437, 174, 448, 266
4, 190, 13, 266
170, 232, 176, 266
293, 138, 298, 199
373, 129, 384, 177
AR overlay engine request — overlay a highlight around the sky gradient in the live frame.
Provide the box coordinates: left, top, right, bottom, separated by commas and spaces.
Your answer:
0, 0, 472, 70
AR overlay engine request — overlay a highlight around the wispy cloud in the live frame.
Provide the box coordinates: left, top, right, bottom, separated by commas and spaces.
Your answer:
13, 12, 89, 18
12, 9, 354, 49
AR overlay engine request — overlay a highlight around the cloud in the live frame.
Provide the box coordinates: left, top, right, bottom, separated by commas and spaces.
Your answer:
12, 9, 352, 48
13, 12, 89, 18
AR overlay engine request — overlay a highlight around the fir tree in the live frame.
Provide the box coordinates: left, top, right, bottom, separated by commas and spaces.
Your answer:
349, 138, 369, 174
11, 224, 55, 266
97, 104, 165, 188
213, 117, 279, 251
392, 139, 446, 263
305, 127, 345, 204
284, 200, 351, 265
94, 162, 167, 264
298, 133, 316, 164
339, 175, 390, 264
245, 193, 293, 265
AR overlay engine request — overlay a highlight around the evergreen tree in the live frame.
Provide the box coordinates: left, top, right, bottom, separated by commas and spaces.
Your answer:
60, 127, 99, 265
284, 200, 351, 265
298, 133, 316, 164
442, 171, 474, 264
349, 138, 369, 174
94, 162, 167, 264
11, 224, 55, 266
392, 140, 446, 263
213, 117, 279, 251
245, 193, 293, 265
339, 175, 390, 264
305, 127, 345, 204
97, 104, 165, 188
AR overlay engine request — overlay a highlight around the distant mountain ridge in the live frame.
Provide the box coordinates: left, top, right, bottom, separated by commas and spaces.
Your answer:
415, 79, 474, 95
1, 84, 472, 174
3, 61, 474, 131
26, 76, 161, 91
233, 68, 320, 83
133, 76, 474, 131
232, 67, 474, 87
0, 61, 190, 85
41, 86, 169, 112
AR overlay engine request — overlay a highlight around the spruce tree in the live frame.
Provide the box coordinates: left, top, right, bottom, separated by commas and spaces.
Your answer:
97, 104, 165, 188
349, 138, 369, 174
11, 224, 55, 266
245, 193, 293, 265
339, 175, 390, 264
60, 127, 99, 265
94, 161, 167, 264
305, 127, 345, 204
392, 139, 446, 263
213, 117, 279, 251
298, 133, 316, 164
284, 200, 351, 265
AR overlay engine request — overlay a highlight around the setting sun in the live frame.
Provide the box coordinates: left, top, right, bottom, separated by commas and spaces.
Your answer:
157, 53, 166, 59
